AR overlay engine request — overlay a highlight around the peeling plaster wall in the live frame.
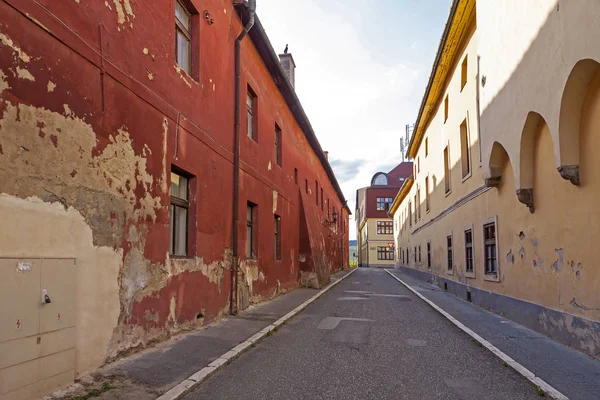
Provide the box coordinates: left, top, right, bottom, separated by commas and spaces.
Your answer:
0, 0, 348, 383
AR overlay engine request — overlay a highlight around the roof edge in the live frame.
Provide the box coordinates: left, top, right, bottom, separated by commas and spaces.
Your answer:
389, 177, 414, 216
235, 3, 351, 214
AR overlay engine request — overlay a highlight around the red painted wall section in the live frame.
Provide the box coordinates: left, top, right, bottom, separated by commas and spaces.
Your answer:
0, 0, 349, 360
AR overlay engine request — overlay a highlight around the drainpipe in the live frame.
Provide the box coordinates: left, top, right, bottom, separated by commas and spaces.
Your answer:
231, 0, 256, 316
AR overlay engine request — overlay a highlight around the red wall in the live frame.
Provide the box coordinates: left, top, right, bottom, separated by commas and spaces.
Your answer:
0, 0, 348, 354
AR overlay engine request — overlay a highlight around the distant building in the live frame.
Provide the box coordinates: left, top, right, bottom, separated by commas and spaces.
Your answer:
356, 163, 413, 267
349, 240, 358, 265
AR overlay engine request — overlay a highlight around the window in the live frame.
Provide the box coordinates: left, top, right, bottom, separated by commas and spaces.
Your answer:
418, 157, 420, 173
418, 245, 421, 263
417, 188, 421, 220
460, 119, 470, 178
321, 189, 324, 210
170, 171, 189, 256
406, 248, 408, 263
377, 221, 393, 235
315, 181, 319, 206
294, 168, 298, 184
444, 145, 451, 194
377, 246, 394, 260
444, 95, 449, 123
246, 86, 257, 141
484, 222, 497, 274
274, 215, 281, 260
376, 197, 393, 211
275, 124, 282, 166
246, 203, 258, 258
427, 241, 431, 268
425, 137, 429, 157
408, 201, 412, 227
413, 194, 417, 224
447, 234, 453, 271
425, 176, 430, 212
175, 1, 192, 75
461, 55, 468, 90
414, 247, 417, 263
373, 173, 388, 185
465, 229, 474, 273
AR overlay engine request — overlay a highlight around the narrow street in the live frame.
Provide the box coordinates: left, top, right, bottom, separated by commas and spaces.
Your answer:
182, 268, 540, 400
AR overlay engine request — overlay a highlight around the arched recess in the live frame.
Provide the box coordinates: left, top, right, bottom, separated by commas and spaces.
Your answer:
558, 58, 600, 185
486, 141, 513, 188
517, 112, 546, 213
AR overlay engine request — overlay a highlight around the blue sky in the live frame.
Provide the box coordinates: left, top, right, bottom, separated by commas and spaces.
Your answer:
257, 0, 451, 239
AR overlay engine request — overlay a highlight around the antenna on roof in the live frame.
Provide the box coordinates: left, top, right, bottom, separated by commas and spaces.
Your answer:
405, 124, 414, 161
400, 138, 405, 162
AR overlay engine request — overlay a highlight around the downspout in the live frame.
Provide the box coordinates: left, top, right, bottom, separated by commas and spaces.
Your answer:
231, 0, 256, 316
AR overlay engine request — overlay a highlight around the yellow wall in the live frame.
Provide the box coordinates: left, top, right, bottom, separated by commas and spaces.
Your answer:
360, 218, 395, 267
396, 0, 600, 338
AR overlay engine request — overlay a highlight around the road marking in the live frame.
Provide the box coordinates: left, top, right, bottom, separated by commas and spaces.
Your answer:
157, 268, 358, 400
337, 296, 369, 301
317, 317, 374, 330
406, 339, 427, 347
384, 269, 569, 400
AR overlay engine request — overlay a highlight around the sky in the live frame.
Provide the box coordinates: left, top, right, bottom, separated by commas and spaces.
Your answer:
256, 0, 452, 240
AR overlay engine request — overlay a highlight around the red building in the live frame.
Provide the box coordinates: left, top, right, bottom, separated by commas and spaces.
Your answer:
0, 0, 349, 392
355, 162, 412, 267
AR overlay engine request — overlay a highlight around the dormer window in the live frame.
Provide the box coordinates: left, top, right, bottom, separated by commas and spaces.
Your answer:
372, 173, 388, 186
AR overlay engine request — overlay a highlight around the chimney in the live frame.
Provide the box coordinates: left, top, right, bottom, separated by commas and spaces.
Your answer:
324, 151, 329, 161
279, 53, 296, 88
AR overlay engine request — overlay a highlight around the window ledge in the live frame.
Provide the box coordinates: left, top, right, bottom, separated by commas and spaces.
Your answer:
484, 273, 500, 282
465, 271, 476, 279
445, 189, 452, 198
461, 171, 472, 183
426, 208, 431, 214
170, 255, 195, 260
446, 268, 454, 276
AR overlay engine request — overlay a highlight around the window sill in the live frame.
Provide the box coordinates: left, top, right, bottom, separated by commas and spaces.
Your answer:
484, 273, 500, 282
465, 271, 476, 279
461, 171, 472, 183
445, 189, 452, 198
170, 255, 195, 260
446, 268, 454, 276
426, 208, 430, 214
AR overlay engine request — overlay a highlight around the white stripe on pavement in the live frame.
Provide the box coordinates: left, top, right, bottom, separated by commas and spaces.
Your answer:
384, 269, 568, 400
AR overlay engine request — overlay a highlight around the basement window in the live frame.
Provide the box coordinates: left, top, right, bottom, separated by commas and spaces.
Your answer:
170, 171, 190, 257
427, 241, 431, 269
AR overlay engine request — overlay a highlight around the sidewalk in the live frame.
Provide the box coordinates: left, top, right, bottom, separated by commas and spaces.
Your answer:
46, 269, 353, 400
387, 268, 600, 400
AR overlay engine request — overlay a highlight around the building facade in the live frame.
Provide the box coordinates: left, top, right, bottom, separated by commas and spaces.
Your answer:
392, 0, 600, 359
356, 163, 412, 268
0, 0, 349, 397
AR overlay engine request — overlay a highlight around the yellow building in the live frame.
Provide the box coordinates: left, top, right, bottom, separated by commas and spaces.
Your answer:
391, 0, 600, 359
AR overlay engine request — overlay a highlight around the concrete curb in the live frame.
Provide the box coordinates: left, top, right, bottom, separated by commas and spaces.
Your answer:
156, 268, 357, 400
384, 269, 568, 400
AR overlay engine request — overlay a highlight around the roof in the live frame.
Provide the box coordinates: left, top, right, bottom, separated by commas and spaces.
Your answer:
406, 0, 475, 159
235, 2, 350, 214
386, 161, 413, 183
388, 177, 414, 216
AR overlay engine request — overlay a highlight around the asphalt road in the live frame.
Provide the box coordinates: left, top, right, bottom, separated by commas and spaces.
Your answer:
183, 268, 541, 400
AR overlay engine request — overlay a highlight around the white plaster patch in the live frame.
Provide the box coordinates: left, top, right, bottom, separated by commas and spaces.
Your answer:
173, 65, 192, 88
105, 1, 112, 10
272, 190, 278, 213
16, 67, 35, 81
0, 70, 10, 93
213, 83, 216, 91
47, 81, 56, 92
63, 104, 72, 116
142, 47, 149, 55
268, 161, 272, 171
111, 0, 135, 26
0, 33, 31, 63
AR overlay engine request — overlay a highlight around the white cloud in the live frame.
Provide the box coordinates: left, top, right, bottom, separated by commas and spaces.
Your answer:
257, 0, 432, 239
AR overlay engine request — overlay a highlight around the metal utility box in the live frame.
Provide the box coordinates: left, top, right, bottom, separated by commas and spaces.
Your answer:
0, 258, 76, 400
